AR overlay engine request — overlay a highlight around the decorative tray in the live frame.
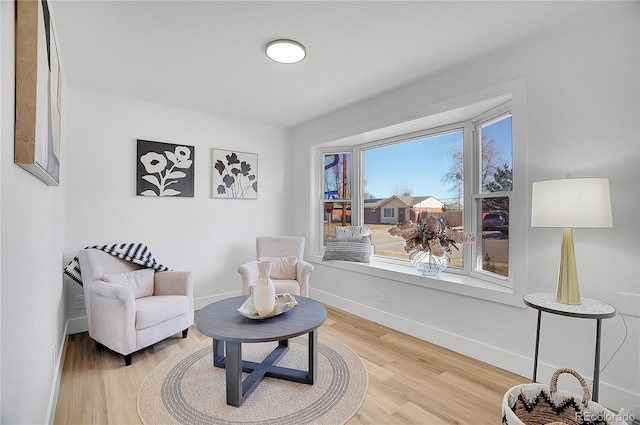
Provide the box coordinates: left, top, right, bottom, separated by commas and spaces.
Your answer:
237, 293, 297, 320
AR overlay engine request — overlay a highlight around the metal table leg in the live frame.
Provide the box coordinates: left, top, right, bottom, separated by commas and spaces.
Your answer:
308, 329, 318, 384
533, 310, 542, 382
593, 318, 602, 402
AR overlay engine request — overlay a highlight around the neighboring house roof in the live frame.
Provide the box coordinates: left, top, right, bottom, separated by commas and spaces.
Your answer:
363, 198, 385, 209
395, 195, 434, 207
374, 195, 443, 209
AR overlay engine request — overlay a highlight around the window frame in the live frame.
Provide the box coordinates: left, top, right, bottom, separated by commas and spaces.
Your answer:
470, 106, 514, 286
319, 150, 356, 247
357, 123, 471, 274
356, 119, 511, 279
310, 79, 528, 307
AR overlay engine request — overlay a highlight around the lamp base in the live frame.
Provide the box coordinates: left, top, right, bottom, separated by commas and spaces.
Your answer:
556, 228, 581, 305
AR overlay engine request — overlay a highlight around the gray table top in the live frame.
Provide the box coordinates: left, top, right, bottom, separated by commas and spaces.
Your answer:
195, 295, 327, 343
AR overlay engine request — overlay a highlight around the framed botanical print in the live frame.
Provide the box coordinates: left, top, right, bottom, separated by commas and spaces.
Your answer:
212, 149, 258, 199
137, 139, 195, 197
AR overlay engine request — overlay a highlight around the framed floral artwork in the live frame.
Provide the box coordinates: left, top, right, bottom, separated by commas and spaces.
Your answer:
137, 140, 195, 197
211, 149, 258, 199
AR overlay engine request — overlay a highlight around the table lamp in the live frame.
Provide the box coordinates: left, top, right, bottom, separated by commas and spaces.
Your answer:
531, 177, 613, 305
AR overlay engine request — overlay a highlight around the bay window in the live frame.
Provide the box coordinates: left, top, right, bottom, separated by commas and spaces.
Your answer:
318, 100, 514, 287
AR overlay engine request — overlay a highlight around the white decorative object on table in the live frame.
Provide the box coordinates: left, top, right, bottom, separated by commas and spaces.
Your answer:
237, 293, 297, 319
252, 260, 276, 316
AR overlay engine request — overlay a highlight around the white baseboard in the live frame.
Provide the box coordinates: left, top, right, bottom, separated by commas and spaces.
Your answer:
311, 288, 640, 412
66, 316, 88, 334
46, 321, 68, 424
194, 291, 241, 310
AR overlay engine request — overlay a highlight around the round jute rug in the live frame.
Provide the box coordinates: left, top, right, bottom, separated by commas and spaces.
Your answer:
137, 335, 368, 425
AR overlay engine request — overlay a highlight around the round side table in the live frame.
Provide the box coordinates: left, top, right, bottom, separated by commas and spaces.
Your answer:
523, 292, 616, 402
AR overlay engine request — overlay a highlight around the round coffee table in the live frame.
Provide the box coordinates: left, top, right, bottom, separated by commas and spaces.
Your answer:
195, 295, 327, 407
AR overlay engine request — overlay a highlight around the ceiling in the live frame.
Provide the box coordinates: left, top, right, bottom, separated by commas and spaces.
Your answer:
50, 1, 617, 128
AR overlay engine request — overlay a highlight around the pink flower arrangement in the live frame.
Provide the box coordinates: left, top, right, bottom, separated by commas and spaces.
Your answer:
388, 216, 475, 256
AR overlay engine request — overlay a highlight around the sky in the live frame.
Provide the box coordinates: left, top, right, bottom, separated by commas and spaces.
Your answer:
362, 116, 512, 204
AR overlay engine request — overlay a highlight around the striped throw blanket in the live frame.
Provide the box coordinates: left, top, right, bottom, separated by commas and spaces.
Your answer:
63, 243, 171, 286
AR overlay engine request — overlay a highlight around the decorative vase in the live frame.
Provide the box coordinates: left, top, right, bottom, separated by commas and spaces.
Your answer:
253, 261, 276, 316
410, 250, 450, 276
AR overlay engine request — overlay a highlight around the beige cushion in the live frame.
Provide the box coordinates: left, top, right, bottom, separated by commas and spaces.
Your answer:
135, 295, 190, 330
258, 256, 298, 279
336, 226, 370, 237
272, 279, 301, 296
249, 279, 300, 296
103, 268, 155, 299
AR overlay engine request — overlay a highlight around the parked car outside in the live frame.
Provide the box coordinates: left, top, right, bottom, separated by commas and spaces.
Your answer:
483, 212, 509, 234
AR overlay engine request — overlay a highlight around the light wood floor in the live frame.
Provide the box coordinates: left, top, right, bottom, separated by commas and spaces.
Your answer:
54, 305, 526, 424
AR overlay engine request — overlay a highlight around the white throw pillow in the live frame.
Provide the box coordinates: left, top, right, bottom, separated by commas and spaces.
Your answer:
258, 256, 298, 280
103, 268, 155, 299
336, 226, 370, 237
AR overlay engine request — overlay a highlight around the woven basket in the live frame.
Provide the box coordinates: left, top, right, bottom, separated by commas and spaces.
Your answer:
502, 368, 625, 425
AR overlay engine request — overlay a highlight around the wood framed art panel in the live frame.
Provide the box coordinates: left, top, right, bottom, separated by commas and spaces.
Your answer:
15, 0, 62, 186
136, 140, 195, 197
211, 149, 258, 199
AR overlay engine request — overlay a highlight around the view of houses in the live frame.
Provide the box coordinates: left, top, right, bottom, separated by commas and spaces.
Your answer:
326, 195, 461, 227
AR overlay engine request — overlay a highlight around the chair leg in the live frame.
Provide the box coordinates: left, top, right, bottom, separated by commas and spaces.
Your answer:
182, 328, 189, 338
124, 354, 132, 366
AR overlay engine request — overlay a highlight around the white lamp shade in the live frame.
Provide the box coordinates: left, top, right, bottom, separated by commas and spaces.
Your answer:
531, 178, 613, 228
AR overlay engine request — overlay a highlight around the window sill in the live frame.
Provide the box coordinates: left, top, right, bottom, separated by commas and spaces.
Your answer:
308, 254, 526, 308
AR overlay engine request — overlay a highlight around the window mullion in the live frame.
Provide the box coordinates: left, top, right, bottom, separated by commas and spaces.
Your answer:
353, 147, 362, 226
463, 122, 475, 273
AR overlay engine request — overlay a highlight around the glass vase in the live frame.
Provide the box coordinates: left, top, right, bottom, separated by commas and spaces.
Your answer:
409, 250, 450, 276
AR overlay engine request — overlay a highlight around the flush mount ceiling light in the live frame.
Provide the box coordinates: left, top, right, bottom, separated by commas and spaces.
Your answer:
265, 39, 306, 64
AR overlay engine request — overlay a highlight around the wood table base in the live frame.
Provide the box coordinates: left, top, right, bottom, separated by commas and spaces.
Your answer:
213, 330, 318, 407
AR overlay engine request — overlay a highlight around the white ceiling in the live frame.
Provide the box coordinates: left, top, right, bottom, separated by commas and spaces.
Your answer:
50, 1, 618, 128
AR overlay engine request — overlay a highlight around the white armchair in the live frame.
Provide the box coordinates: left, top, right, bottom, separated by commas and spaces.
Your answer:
78, 249, 194, 365
238, 236, 314, 297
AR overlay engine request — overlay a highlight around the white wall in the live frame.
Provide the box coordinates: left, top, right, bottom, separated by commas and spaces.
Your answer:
0, 1, 68, 423
291, 3, 639, 410
64, 88, 293, 331
2, 0, 637, 421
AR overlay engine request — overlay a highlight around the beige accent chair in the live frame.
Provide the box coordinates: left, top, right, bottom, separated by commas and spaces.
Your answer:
78, 249, 194, 366
238, 236, 314, 297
